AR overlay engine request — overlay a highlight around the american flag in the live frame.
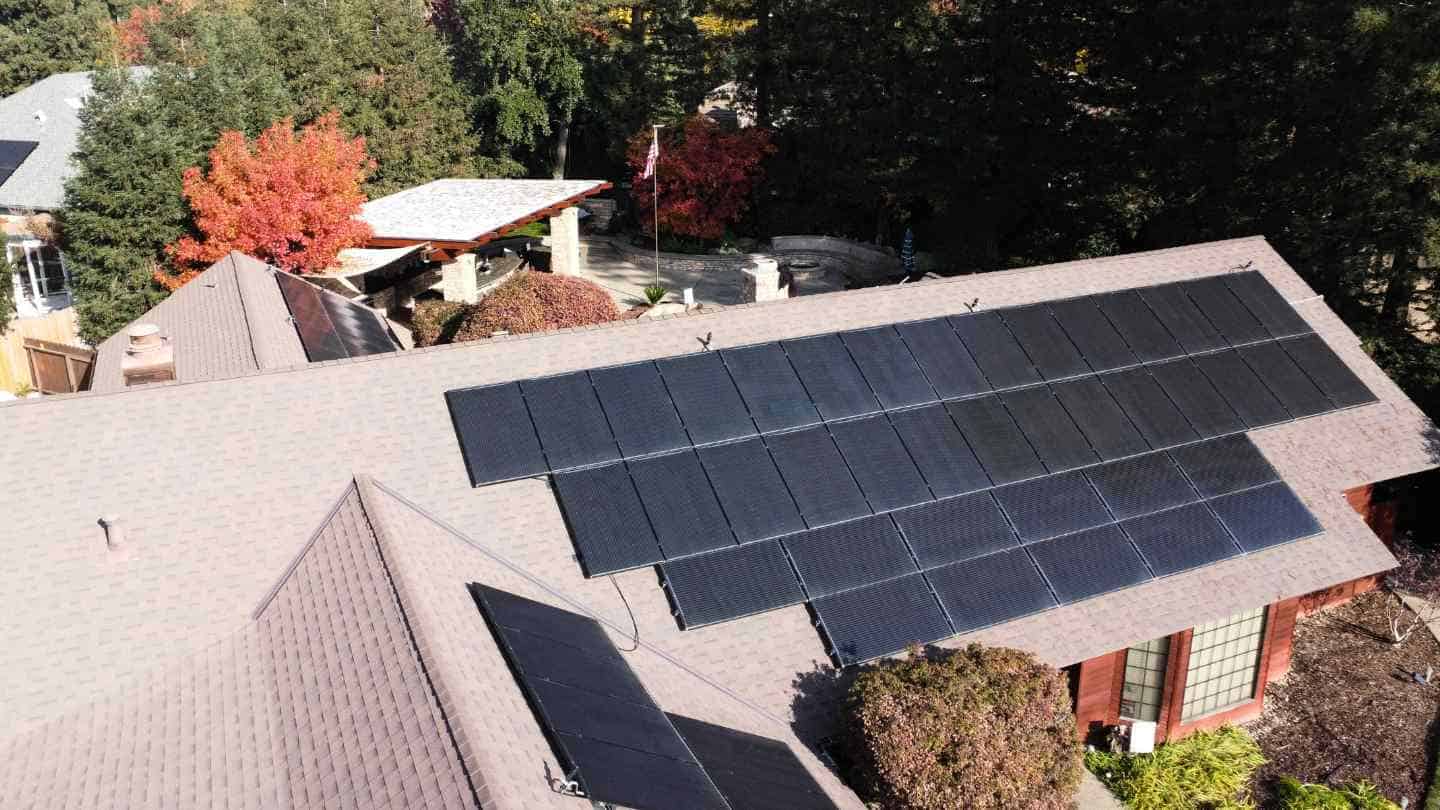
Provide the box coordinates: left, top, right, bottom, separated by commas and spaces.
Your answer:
641, 130, 659, 179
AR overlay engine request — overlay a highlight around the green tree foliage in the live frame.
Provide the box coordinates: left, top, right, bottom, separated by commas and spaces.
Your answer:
0, 0, 110, 96
0, 247, 14, 331
1085, 726, 1265, 810
1276, 778, 1401, 810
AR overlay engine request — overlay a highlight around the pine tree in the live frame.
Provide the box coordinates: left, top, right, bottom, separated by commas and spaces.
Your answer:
0, 0, 110, 96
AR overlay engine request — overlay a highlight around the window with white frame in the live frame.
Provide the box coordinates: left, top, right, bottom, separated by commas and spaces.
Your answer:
1119, 635, 1171, 722
7, 239, 70, 312
1181, 607, 1267, 721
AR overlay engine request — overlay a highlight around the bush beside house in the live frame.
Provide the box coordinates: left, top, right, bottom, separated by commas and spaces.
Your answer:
1086, 726, 1265, 809
411, 271, 619, 347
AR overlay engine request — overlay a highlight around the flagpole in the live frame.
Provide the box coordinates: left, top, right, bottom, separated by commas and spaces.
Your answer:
652, 124, 662, 289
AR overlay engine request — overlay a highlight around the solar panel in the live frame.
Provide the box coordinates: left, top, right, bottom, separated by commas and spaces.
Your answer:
993, 470, 1113, 542
522, 372, 621, 471
766, 427, 870, 527
1237, 341, 1331, 417
528, 678, 697, 762
0, 140, 38, 186
892, 492, 1018, 567
274, 270, 348, 361
1147, 357, 1247, 437
1138, 282, 1226, 353
1049, 297, 1139, 372
1094, 290, 1184, 362
552, 464, 663, 575
697, 439, 805, 542
1223, 271, 1311, 338
889, 404, 992, 497
926, 548, 1058, 633
1208, 482, 1322, 552
1192, 350, 1291, 428
445, 383, 547, 485
721, 343, 821, 432
1121, 503, 1241, 577
782, 333, 880, 420
812, 573, 952, 666
1000, 386, 1099, 472
500, 626, 650, 703
1051, 377, 1149, 460
948, 311, 1041, 389
1085, 451, 1199, 520
1100, 367, 1200, 448
656, 352, 757, 445
1001, 305, 1090, 380
1181, 276, 1270, 345
1281, 334, 1378, 408
828, 415, 933, 511
661, 541, 806, 627
666, 714, 841, 810
946, 396, 1046, 485
559, 737, 728, 810
317, 288, 399, 357
628, 451, 736, 558
1168, 434, 1279, 498
784, 515, 917, 598
840, 326, 938, 409
589, 362, 689, 457
1026, 525, 1153, 603
894, 318, 991, 399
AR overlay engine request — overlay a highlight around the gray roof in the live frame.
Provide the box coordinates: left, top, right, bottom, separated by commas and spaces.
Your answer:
359, 178, 609, 242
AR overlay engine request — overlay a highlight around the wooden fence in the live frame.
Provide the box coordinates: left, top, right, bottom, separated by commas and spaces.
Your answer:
1, 308, 84, 393
22, 337, 93, 393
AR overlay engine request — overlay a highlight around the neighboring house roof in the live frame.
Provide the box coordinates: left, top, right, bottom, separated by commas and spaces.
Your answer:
359, 178, 610, 244
89, 252, 400, 392
0, 237, 1434, 808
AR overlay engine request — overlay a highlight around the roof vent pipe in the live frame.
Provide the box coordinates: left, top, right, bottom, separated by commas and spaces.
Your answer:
121, 323, 176, 386
99, 515, 125, 550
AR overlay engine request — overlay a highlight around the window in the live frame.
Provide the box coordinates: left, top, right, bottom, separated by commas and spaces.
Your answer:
7, 240, 69, 312
1181, 607, 1267, 721
1119, 636, 1170, 722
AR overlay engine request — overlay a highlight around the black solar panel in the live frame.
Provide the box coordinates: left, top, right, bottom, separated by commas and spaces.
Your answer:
1209, 482, 1322, 552
949, 311, 1041, 389
1192, 350, 1291, 428
828, 415, 933, 511
500, 622, 648, 703
812, 573, 952, 666
1027, 525, 1153, 603
317, 288, 399, 357
784, 515, 917, 598
656, 352, 757, 445
1002, 305, 1090, 380
1094, 290, 1184, 362
552, 464, 663, 575
1085, 451, 1199, 520
1101, 367, 1200, 448
894, 318, 991, 399
721, 343, 821, 432
697, 439, 805, 542
1121, 503, 1241, 577
667, 714, 841, 810
1237, 341, 1331, 417
1168, 434, 1279, 498
782, 333, 880, 420
628, 451, 736, 558
994, 470, 1112, 542
840, 326, 937, 409
1224, 271, 1312, 338
946, 396, 1046, 485
662, 541, 806, 627
560, 737, 728, 810
1182, 276, 1270, 345
529, 678, 696, 761
766, 427, 870, 527
892, 492, 1018, 567
1138, 282, 1226, 353
926, 548, 1058, 633
522, 372, 621, 471
1051, 377, 1149, 460
1147, 357, 1246, 438
1049, 297, 1139, 372
1001, 386, 1099, 472
1281, 334, 1378, 408
589, 362, 689, 457
889, 404, 992, 497
275, 270, 349, 361
445, 383, 547, 485
0, 140, 38, 186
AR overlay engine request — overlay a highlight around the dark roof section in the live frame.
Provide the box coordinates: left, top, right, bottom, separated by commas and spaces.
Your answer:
274, 269, 400, 362
0, 140, 37, 186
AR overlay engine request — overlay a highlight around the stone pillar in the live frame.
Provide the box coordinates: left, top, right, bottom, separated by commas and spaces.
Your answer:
442, 253, 480, 304
549, 207, 581, 277
742, 257, 787, 303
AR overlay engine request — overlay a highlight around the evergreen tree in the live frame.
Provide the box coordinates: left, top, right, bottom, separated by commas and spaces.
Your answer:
0, 0, 110, 96
0, 247, 14, 332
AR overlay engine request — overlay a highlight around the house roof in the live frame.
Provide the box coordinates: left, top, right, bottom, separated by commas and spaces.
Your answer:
359, 178, 610, 244
0, 237, 1433, 808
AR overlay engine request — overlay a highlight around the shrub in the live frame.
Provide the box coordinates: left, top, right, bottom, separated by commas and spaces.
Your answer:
643, 285, 668, 306
411, 299, 470, 347
845, 644, 1082, 810
452, 271, 619, 340
1086, 725, 1265, 810
628, 115, 775, 242
1276, 778, 1402, 810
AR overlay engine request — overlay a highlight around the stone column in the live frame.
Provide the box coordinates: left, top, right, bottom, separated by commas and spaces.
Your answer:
549, 207, 581, 277
442, 253, 480, 304
742, 257, 787, 303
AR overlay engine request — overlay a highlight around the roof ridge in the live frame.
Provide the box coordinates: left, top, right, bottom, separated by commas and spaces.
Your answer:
227, 252, 267, 376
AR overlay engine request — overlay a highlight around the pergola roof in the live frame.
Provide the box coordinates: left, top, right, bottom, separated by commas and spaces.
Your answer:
358, 178, 610, 246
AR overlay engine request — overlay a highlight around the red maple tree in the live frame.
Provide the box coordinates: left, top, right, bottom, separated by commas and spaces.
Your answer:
628, 116, 774, 242
159, 113, 375, 290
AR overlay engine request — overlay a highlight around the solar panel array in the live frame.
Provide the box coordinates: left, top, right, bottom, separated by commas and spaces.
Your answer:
0, 140, 37, 187
449, 270, 1376, 665
274, 270, 398, 362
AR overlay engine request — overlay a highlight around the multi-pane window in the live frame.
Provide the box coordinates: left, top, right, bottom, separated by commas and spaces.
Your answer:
1181, 607, 1267, 721
1119, 636, 1170, 722
7, 240, 69, 312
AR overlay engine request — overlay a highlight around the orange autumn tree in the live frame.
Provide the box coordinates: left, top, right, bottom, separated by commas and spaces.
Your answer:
159, 113, 374, 290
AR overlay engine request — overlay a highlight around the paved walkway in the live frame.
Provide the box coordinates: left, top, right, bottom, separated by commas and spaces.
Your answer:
580, 241, 744, 309
1398, 591, 1440, 646
1077, 770, 1125, 809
